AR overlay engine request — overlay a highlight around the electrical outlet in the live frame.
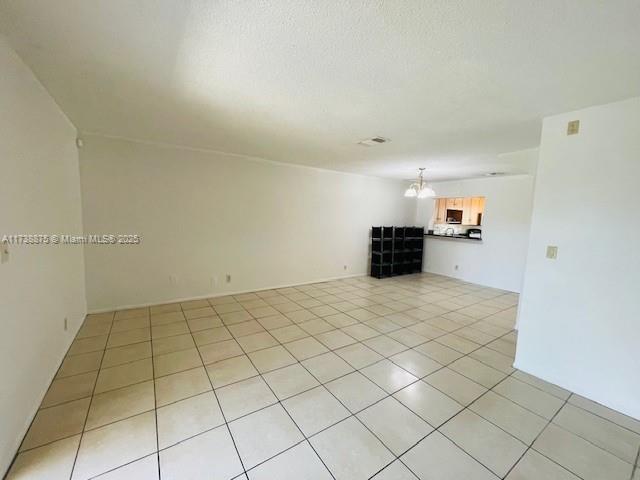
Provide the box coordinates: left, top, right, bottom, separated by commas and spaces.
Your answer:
454, 265, 459, 271
546, 246, 558, 259
226, 274, 231, 283
0, 240, 9, 264
567, 120, 580, 135
211, 276, 218, 287
169, 275, 177, 285
343, 265, 347, 270
64, 317, 68, 331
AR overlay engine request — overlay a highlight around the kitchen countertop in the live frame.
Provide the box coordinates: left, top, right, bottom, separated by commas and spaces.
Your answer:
425, 233, 482, 242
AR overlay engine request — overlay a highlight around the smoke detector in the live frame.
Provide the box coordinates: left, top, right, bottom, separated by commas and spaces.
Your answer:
357, 136, 390, 147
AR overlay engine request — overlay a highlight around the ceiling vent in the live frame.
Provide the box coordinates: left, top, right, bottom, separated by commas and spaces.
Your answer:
357, 136, 390, 147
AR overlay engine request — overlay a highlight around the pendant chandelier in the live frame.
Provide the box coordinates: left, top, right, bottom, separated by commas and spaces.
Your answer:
404, 168, 435, 198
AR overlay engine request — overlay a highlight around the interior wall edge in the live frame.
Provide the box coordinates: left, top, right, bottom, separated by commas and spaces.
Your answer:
78, 131, 403, 183
87, 272, 367, 314
515, 95, 640, 423
512, 360, 639, 421
3, 314, 86, 477
422, 265, 519, 294
0, 37, 88, 476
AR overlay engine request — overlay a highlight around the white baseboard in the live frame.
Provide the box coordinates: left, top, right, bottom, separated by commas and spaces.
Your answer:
87, 272, 366, 314
4, 310, 85, 477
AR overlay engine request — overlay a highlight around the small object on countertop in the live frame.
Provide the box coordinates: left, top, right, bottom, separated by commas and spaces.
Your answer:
467, 228, 482, 239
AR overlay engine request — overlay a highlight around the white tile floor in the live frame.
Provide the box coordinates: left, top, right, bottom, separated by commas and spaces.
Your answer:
7, 273, 640, 479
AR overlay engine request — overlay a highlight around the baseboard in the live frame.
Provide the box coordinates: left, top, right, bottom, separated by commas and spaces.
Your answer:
422, 267, 520, 294
513, 360, 640, 422
2, 310, 86, 478
87, 272, 367, 314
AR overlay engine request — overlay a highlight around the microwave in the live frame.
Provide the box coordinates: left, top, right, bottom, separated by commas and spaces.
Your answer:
446, 209, 463, 224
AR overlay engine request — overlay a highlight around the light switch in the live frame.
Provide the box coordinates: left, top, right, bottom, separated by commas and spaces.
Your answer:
567, 120, 580, 135
546, 245, 558, 259
1, 240, 9, 264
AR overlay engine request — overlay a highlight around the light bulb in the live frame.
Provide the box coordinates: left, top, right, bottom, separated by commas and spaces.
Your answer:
404, 187, 417, 198
417, 186, 435, 198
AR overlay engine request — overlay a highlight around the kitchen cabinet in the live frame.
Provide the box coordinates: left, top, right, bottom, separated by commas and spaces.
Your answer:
469, 197, 485, 225
433, 196, 485, 225
435, 198, 446, 223
463, 197, 473, 224
446, 197, 463, 209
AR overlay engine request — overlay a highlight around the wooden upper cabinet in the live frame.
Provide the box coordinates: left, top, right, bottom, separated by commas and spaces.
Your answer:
435, 198, 446, 223
469, 196, 485, 225
462, 197, 473, 224
432, 196, 485, 225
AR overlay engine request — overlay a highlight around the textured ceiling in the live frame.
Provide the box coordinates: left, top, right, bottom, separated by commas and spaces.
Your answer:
1, 0, 639, 180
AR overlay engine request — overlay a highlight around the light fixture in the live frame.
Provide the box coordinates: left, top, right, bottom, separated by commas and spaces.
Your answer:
404, 168, 435, 199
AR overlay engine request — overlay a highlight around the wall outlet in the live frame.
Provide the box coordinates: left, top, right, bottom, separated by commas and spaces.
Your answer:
169, 275, 177, 285
546, 246, 558, 259
567, 120, 580, 135
454, 264, 459, 271
343, 265, 347, 270
64, 317, 68, 331
226, 274, 231, 283
211, 276, 218, 287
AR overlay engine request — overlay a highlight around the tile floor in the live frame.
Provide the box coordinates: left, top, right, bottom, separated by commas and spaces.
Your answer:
7, 273, 640, 479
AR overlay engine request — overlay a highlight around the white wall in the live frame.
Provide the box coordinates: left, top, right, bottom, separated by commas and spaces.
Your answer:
515, 97, 640, 420
80, 135, 416, 311
0, 37, 86, 475
415, 150, 537, 293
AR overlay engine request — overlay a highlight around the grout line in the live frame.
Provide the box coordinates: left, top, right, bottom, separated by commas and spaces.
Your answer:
537, 412, 639, 468
240, 307, 518, 477
45, 329, 505, 403
180, 305, 250, 478
14, 323, 617, 471
227, 320, 338, 478
210, 276, 504, 476
394, 336, 525, 478
147, 306, 162, 480
563, 397, 640, 438
26, 286, 517, 418
11, 274, 528, 478
84, 453, 157, 479
500, 396, 573, 480
228, 312, 344, 480
433, 370, 523, 479
68, 311, 116, 480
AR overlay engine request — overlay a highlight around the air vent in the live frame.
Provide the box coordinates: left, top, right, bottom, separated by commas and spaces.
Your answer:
357, 136, 390, 147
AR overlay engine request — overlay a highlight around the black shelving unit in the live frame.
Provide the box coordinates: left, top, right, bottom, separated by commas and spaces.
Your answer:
370, 226, 424, 278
